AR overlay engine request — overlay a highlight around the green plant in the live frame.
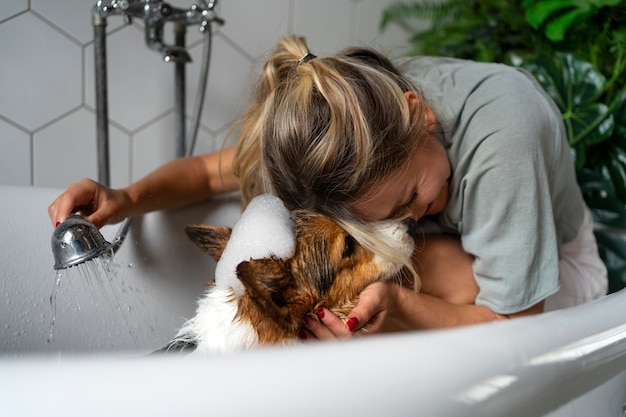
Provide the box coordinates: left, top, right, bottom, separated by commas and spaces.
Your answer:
523, 0, 626, 102
521, 53, 626, 291
380, 0, 541, 63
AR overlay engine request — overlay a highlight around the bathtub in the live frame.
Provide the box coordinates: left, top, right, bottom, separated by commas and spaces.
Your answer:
1, 184, 626, 417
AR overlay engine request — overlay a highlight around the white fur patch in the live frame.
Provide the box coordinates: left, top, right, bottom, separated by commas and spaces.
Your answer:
215, 194, 295, 297
175, 287, 259, 354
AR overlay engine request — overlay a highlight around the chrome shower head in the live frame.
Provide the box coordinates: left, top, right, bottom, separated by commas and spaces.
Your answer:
51, 214, 112, 270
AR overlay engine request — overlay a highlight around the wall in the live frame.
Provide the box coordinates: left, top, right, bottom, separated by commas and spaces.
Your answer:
0, 0, 415, 189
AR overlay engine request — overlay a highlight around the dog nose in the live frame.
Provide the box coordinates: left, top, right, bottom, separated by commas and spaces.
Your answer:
405, 218, 419, 238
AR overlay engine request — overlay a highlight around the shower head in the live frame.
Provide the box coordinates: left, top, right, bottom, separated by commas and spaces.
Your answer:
51, 214, 112, 270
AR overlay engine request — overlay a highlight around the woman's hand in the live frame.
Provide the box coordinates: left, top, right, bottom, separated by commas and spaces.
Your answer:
300, 281, 405, 340
48, 178, 131, 228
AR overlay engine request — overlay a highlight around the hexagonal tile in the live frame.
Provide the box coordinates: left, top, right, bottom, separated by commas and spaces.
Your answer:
33, 108, 130, 188
185, 33, 253, 132
85, 25, 176, 132
31, 0, 125, 45
191, 127, 223, 156
220, 0, 291, 58
0, 13, 82, 131
293, 0, 353, 54
0, 0, 28, 22
0, 119, 31, 186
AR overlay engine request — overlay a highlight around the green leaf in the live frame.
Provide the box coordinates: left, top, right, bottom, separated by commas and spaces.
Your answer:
525, 0, 574, 29
570, 103, 613, 145
522, 54, 609, 146
605, 146, 626, 203
612, 92, 626, 139
559, 53, 605, 107
544, 9, 590, 42
577, 167, 626, 227
594, 229, 626, 293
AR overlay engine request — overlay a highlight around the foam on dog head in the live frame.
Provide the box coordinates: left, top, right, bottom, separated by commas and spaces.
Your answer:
215, 194, 295, 297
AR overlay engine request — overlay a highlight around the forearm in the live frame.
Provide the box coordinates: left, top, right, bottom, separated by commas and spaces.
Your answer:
390, 285, 544, 330
124, 147, 239, 217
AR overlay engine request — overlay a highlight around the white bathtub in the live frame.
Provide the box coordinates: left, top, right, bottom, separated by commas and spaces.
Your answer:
1, 184, 626, 417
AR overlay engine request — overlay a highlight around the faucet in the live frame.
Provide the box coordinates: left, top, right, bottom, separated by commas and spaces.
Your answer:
67, 0, 223, 270
95, 0, 224, 63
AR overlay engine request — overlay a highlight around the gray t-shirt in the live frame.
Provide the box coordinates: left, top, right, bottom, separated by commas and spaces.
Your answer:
397, 56, 585, 314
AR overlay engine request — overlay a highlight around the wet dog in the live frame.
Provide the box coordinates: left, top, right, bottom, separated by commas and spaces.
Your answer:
161, 208, 416, 354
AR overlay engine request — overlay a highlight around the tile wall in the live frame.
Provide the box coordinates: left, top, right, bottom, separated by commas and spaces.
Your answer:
0, 0, 422, 189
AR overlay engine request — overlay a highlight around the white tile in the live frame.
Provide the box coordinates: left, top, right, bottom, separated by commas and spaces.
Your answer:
0, 0, 28, 22
31, 0, 124, 45
220, 0, 291, 58
33, 108, 129, 188
0, 119, 31, 185
184, 124, 217, 156
132, 112, 178, 181
186, 33, 253, 132
0, 13, 82, 131
293, 0, 353, 54
85, 25, 176, 132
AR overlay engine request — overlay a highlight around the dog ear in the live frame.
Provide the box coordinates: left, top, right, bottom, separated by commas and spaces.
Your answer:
184, 225, 232, 261
236, 258, 298, 329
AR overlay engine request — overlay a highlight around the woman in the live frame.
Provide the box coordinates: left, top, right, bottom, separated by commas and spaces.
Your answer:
48, 35, 607, 340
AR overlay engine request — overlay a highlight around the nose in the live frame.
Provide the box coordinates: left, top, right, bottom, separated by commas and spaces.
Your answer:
405, 218, 419, 238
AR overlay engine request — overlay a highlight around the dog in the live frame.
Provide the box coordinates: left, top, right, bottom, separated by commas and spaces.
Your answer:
160, 201, 417, 354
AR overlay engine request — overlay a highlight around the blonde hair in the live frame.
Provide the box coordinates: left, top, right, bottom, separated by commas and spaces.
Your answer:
231, 35, 434, 287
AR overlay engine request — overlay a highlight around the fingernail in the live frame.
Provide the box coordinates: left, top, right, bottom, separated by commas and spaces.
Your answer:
346, 317, 359, 332
316, 308, 325, 319
298, 330, 307, 340
55, 221, 61, 228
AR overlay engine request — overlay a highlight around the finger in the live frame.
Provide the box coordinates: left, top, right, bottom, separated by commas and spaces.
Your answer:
343, 282, 387, 333
298, 327, 315, 342
302, 315, 334, 339
316, 308, 353, 338
48, 181, 98, 227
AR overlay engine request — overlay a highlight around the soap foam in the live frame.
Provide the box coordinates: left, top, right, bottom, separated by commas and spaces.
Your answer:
214, 194, 295, 297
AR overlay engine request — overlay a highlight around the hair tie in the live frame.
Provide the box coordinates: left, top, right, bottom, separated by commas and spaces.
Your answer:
298, 52, 317, 65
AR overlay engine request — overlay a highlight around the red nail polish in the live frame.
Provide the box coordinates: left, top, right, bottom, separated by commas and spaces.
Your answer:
55, 221, 61, 228
346, 317, 359, 332
316, 308, 325, 319
298, 330, 307, 340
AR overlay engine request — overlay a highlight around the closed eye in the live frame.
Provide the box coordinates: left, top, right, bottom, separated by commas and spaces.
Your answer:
405, 192, 417, 209
342, 235, 356, 258
390, 192, 417, 219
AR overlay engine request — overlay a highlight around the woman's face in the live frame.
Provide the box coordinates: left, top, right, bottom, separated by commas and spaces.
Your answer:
351, 136, 451, 222
349, 93, 451, 222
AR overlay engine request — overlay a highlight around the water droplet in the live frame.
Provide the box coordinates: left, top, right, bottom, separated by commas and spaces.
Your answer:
127, 263, 134, 268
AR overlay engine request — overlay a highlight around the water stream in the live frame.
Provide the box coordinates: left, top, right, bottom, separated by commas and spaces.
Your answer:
47, 250, 138, 348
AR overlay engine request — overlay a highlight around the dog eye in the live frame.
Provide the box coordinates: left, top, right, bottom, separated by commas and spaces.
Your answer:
342, 235, 356, 258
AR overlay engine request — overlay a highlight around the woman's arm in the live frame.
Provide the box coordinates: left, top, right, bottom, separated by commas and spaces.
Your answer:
302, 234, 545, 338
124, 146, 239, 216
48, 146, 239, 228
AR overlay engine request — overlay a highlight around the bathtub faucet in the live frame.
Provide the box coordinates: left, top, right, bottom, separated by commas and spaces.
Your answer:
93, 0, 224, 63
